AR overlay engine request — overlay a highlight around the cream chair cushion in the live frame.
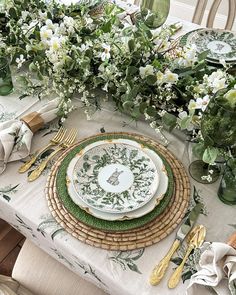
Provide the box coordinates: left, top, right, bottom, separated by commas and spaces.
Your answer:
12, 240, 108, 295
0, 275, 33, 295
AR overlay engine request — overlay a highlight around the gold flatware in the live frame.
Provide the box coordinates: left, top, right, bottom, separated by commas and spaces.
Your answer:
18, 127, 67, 173
168, 224, 206, 289
149, 203, 202, 286
28, 129, 77, 182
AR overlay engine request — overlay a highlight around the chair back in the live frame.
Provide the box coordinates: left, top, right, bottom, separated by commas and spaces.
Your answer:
193, 0, 236, 30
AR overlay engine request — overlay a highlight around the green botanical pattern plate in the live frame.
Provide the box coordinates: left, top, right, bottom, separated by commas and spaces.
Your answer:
189, 29, 236, 62
56, 134, 174, 231
71, 143, 158, 214
66, 138, 168, 221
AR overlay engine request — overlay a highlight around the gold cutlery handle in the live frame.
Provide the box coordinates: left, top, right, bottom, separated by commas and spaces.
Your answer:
28, 147, 63, 182
149, 239, 180, 285
168, 244, 194, 289
18, 143, 52, 173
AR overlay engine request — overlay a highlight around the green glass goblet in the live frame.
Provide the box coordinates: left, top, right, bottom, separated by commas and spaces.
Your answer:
0, 57, 13, 96
218, 159, 236, 205
138, 0, 170, 29
189, 89, 236, 184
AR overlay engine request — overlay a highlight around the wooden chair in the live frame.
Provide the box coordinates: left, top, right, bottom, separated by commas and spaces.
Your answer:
192, 0, 236, 30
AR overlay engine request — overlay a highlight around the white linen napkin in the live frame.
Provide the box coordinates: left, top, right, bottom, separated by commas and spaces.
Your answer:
0, 98, 60, 174
187, 242, 236, 295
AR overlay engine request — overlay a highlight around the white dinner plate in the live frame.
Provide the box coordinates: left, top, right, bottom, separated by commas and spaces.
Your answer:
66, 138, 168, 221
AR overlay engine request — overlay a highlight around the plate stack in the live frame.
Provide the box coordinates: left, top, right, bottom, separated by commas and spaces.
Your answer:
180, 28, 236, 65
45, 133, 191, 250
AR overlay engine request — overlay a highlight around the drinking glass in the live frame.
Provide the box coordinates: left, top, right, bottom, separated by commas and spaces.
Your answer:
218, 159, 236, 205
139, 0, 170, 28
189, 89, 236, 184
0, 57, 13, 96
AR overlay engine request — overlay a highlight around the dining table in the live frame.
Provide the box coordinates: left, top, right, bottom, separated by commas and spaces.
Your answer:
0, 1, 236, 294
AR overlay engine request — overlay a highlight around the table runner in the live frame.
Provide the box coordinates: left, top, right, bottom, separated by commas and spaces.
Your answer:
0, 14, 235, 295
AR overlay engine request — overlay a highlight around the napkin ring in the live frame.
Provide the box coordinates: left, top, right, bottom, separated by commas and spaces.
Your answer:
21, 112, 44, 134
227, 232, 236, 249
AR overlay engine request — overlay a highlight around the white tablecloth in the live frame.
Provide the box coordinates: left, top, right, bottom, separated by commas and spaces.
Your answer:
0, 13, 235, 295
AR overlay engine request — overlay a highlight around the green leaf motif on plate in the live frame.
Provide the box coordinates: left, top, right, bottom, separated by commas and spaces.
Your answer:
75, 143, 156, 212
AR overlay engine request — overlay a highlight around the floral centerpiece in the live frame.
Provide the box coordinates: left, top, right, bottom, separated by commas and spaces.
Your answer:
0, 0, 235, 169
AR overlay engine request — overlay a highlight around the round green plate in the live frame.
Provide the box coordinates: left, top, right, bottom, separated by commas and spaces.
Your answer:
179, 29, 236, 66
179, 29, 201, 47
56, 133, 174, 231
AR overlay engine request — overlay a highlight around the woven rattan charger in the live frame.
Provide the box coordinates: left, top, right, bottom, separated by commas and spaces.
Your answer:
46, 132, 191, 250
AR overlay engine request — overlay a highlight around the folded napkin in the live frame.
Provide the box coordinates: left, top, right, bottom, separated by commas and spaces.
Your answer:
187, 242, 236, 295
0, 98, 60, 174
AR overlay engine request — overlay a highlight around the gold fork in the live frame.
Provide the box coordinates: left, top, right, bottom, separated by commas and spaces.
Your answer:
28, 129, 77, 182
18, 127, 67, 173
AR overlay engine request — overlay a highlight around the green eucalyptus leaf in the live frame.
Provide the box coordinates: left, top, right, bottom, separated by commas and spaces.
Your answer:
123, 100, 134, 110
29, 62, 37, 72
146, 106, 156, 117
202, 147, 219, 164
162, 113, 177, 131
128, 39, 135, 52
192, 141, 205, 159
101, 20, 111, 33
203, 134, 214, 147
139, 102, 147, 114
180, 116, 192, 130
146, 75, 157, 86
9, 7, 18, 19
198, 50, 210, 62
126, 66, 138, 76
131, 106, 141, 119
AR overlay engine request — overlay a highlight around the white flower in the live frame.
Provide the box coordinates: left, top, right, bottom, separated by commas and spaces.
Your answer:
178, 111, 194, 131
16, 54, 26, 69
139, 65, 154, 79
49, 36, 66, 51
195, 95, 210, 111
63, 16, 74, 27
188, 99, 197, 111
150, 121, 157, 128
212, 79, 226, 93
101, 44, 111, 61
175, 45, 197, 67
158, 110, 166, 117
63, 16, 75, 33
50, 37, 61, 51
21, 11, 29, 20
40, 26, 53, 41
85, 17, 93, 25
204, 70, 227, 93
80, 42, 91, 52
38, 10, 47, 20
178, 111, 188, 119
156, 71, 164, 84
164, 70, 178, 84
45, 19, 55, 30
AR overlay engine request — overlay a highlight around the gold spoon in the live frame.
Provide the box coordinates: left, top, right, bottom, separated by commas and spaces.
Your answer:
168, 225, 206, 289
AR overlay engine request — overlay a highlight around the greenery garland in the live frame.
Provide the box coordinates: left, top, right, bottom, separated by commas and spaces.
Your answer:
0, 0, 236, 173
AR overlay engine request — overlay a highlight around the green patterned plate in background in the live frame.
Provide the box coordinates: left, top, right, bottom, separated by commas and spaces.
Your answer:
189, 29, 236, 62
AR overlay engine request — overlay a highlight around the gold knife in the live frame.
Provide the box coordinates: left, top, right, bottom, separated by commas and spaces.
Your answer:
168, 224, 206, 289
149, 203, 202, 285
